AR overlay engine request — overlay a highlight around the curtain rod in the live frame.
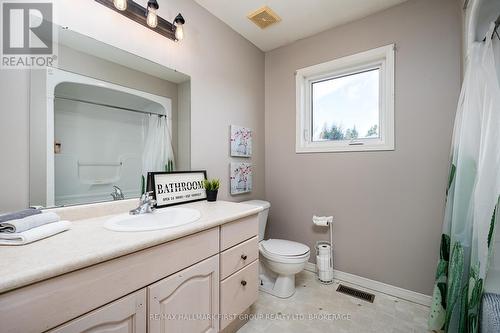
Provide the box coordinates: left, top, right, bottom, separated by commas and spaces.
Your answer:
54, 96, 167, 117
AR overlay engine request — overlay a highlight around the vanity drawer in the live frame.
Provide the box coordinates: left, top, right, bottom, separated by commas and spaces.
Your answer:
220, 236, 258, 280
220, 260, 259, 330
220, 214, 258, 251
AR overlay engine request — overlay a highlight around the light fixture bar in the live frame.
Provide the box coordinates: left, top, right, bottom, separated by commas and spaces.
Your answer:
95, 0, 179, 41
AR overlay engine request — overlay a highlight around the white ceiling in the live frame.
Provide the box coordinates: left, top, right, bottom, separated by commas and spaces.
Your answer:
194, 0, 408, 52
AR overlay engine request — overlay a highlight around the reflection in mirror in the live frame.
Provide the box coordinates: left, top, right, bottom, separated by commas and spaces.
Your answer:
29, 27, 191, 208
54, 76, 172, 207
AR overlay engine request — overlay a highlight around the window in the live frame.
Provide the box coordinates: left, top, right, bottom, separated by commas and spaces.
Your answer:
296, 44, 395, 153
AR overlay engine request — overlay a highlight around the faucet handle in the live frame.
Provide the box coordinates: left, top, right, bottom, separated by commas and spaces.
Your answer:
111, 185, 124, 200
140, 191, 156, 206
145, 191, 155, 202
150, 199, 157, 210
139, 192, 151, 203
147, 194, 157, 212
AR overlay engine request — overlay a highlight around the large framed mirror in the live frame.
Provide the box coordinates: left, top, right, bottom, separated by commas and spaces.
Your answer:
29, 26, 191, 208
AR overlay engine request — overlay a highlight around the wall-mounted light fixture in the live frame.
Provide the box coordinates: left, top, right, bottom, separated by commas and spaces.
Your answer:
95, 0, 185, 41
113, 0, 127, 11
146, 0, 159, 28
173, 13, 185, 41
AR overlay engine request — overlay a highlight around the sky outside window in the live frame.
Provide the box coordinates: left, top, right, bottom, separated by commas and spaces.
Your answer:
312, 69, 380, 141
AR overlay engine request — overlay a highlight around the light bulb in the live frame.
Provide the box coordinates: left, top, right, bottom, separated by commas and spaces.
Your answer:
173, 14, 185, 41
113, 0, 127, 11
146, 8, 158, 28
175, 24, 184, 41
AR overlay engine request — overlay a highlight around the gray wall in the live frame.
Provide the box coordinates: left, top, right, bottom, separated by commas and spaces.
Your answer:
177, 81, 192, 171
0, 0, 265, 211
0, 71, 30, 210
264, 0, 462, 295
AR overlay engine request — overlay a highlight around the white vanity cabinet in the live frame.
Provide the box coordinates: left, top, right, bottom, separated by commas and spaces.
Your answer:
0, 212, 260, 333
148, 255, 220, 333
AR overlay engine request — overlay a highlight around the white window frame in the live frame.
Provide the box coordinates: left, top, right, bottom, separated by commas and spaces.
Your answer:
296, 44, 395, 153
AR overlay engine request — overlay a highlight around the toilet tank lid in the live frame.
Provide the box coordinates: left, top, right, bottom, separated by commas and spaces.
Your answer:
240, 200, 270, 209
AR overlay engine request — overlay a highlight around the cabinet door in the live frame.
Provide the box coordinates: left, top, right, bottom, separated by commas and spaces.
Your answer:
50, 289, 146, 333
148, 255, 219, 333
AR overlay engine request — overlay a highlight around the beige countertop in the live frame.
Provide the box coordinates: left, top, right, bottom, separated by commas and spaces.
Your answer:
0, 200, 261, 294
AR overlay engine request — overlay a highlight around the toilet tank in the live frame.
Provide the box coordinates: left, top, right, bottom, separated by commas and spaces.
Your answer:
241, 200, 270, 241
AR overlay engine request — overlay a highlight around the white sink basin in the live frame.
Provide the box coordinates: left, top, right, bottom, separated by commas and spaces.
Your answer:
104, 207, 201, 232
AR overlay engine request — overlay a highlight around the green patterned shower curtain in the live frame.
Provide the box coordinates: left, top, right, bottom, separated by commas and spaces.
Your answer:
428, 24, 500, 332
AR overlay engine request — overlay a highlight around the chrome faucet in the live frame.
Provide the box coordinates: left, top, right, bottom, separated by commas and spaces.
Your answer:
110, 185, 125, 200
129, 192, 156, 215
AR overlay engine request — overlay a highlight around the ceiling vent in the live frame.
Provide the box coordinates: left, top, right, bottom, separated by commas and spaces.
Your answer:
247, 6, 281, 29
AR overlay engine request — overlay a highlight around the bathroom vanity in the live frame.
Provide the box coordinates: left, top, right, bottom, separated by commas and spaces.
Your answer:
0, 200, 261, 333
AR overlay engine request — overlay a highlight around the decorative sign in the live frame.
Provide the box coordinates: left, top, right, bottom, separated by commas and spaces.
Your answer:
230, 125, 252, 157
149, 171, 207, 208
230, 162, 252, 195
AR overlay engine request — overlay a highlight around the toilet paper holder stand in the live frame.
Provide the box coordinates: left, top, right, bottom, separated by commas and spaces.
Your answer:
313, 216, 334, 284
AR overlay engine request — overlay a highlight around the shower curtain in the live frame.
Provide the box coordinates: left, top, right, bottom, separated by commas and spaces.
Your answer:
428, 23, 500, 332
141, 115, 175, 194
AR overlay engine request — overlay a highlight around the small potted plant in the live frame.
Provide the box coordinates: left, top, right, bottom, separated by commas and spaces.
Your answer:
203, 179, 220, 202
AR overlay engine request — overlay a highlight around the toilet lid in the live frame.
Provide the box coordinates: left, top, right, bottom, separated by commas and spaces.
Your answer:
261, 239, 310, 257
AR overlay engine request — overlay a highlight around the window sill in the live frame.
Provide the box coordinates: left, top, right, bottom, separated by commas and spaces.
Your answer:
295, 142, 395, 153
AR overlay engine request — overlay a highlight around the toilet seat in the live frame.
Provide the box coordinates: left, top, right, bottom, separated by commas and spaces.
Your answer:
259, 239, 310, 264
261, 239, 310, 256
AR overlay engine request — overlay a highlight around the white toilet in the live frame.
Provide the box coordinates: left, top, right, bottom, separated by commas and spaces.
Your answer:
242, 200, 310, 298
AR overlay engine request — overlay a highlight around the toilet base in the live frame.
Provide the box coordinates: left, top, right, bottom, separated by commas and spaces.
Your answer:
259, 263, 296, 298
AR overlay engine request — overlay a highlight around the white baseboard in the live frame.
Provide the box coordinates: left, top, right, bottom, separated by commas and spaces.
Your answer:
304, 262, 431, 307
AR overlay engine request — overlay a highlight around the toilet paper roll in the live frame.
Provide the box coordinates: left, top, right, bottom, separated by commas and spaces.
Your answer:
318, 244, 331, 256
319, 268, 334, 282
312, 216, 329, 226
313, 218, 329, 227
316, 255, 331, 271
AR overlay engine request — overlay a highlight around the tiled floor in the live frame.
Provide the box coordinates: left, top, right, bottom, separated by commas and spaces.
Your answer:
238, 270, 430, 333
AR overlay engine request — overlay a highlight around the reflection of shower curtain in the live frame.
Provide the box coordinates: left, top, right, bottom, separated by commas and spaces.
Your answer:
428, 24, 500, 332
142, 115, 175, 193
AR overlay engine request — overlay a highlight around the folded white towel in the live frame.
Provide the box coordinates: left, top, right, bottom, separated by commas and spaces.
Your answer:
0, 221, 71, 246
0, 212, 60, 233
